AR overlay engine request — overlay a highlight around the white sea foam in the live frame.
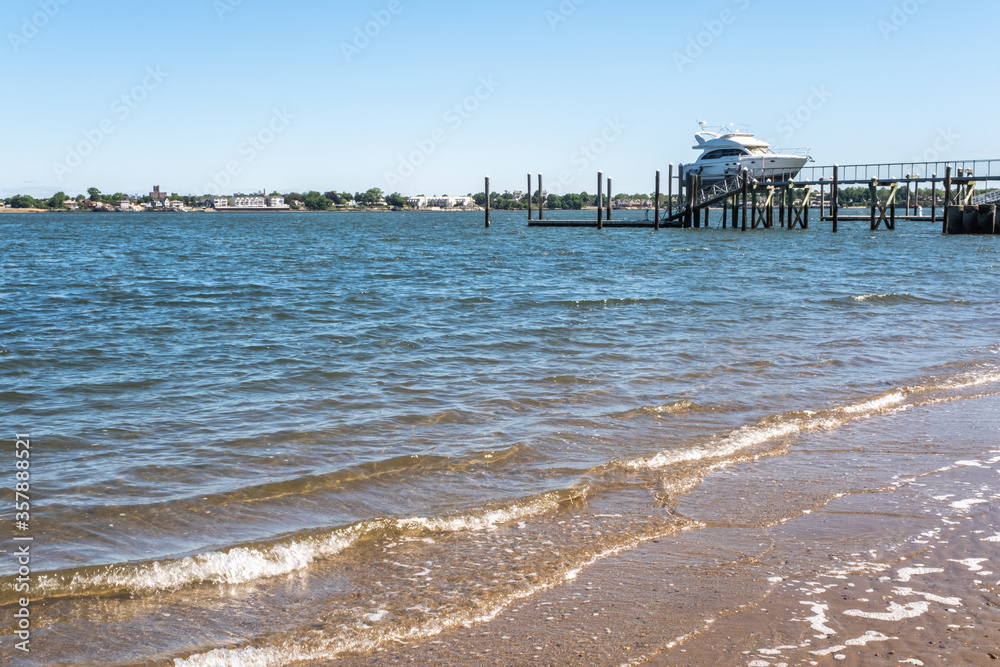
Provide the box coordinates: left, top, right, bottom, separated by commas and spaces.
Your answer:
844, 601, 929, 621
949, 558, 988, 572
950, 498, 989, 511
896, 567, 943, 583
893, 587, 962, 606
799, 601, 836, 636
38, 524, 365, 597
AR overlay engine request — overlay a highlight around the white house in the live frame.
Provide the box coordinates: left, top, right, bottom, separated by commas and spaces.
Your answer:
231, 195, 267, 208
211, 196, 230, 208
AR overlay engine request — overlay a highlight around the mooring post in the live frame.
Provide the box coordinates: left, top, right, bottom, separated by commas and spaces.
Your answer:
741, 169, 749, 231
597, 171, 603, 229
606, 176, 612, 222
485, 176, 491, 228
931, 173, 937, 224
538, 173, 544, 221
668, 164, 674, 219
527, 173, 532, 221
693, 174, 701, 228
722, 193, 728, 229
779, 186, 786, 227
654, 169, 661, 231
832, 165, 840, 233
943, 166, 952, 234
869, 178, 877, 231
905, 174, 912, 215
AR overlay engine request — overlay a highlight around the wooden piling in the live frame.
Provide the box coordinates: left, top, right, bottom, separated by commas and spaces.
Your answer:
692, 174, 700, 228
485, 176, 491, 228
527, 173, 532, 221
654, 170, 661, 231
597, 171, 603, 229
869, 179, 877, 231
943, 166, 952, 234
606, 177, 612, 222
540, 179, 547, 220
741, 169, 749, 231
931, 173, 937, 224
668, 164, 674, 219
832, 165, 840, 233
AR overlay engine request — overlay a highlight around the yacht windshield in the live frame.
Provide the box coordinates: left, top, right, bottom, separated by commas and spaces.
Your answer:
701, 149, 746, 160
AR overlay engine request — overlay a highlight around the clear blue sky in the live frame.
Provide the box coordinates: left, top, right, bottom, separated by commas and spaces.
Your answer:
2, 0, 997, 198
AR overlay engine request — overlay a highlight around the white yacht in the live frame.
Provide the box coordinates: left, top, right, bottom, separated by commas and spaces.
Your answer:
685, 123, 811, 185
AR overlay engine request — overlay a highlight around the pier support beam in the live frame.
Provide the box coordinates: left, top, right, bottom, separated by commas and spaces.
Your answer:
668, 164, 674, 220
741, 169, 749, 231
485, 176, 491, 228
943, 166, 952, 234
597, 171, 603, 229
832, 164, 840, 233
527, 173, 532, 221
538, 173, 544, 221
654, 169, 661, 231
606, 176, 612, 222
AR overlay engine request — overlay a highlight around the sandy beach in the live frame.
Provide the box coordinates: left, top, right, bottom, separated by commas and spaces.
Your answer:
324, 391, 1000, 666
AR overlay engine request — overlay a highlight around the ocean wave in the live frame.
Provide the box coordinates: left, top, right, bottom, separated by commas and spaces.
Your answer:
7, 489, 582, 605
621, 390, 909, 472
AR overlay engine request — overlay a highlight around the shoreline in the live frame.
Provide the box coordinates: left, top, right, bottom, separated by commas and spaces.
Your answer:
324, 392, 1000, 666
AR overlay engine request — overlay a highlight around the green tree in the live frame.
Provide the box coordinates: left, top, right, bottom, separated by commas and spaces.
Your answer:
47, 191, 67, 209
356, 188, 385, 206
562, 193, 584, 210
303, 191, 330, 210
546, 194, 563, 209
87, 187, 101, 201
8, 194, 38, 209
385, 192, 407, 208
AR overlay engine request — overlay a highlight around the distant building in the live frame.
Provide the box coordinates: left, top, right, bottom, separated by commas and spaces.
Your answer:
167, 200, 184, 210
118, 200, 139, 212
64, 200, 80, 211
266, 195, 287, 208
150, 185, 168, 201
211, 196, 230, 208
423, 195, 476, 209
408, 196, 427, 208
231, 195, 266, 208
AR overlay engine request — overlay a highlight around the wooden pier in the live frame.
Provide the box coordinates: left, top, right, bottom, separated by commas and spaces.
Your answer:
489, 159, 1000, 234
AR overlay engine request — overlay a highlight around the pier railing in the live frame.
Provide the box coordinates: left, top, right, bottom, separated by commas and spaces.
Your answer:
786, 159, 1000, 186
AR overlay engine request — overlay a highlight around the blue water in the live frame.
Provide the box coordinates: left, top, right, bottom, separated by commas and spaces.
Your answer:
2, 210, 1000, 664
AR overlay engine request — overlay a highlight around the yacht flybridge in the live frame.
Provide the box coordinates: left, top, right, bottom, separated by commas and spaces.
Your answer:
685, 123, 812, 185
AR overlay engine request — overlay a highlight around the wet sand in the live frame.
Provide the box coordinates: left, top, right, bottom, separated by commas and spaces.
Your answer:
327, 393, 1000, 666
